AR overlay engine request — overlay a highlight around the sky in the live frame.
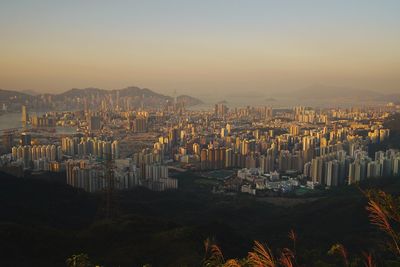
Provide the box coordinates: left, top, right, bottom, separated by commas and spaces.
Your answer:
0, 0, 399, 97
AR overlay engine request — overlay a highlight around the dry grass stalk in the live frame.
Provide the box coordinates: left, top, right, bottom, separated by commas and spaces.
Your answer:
328, 243, 349, 267
248, 241, 276, 267
223, 259, 242, 267
279, 248, 295, 267
362, 252, 376, 267
366, 199, 400, 256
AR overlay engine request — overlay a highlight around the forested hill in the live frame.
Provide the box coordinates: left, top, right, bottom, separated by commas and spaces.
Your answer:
0, 171, 399, 266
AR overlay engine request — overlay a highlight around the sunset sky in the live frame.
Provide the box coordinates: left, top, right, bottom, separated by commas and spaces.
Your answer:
0, 0, 399, 96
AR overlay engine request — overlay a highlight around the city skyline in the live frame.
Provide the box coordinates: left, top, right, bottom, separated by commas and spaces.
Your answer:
2, 2, 400, 266
1, 0, 399, 95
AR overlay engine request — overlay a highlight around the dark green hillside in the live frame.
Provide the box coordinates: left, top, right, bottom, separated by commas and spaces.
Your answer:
0, 171, 399, 266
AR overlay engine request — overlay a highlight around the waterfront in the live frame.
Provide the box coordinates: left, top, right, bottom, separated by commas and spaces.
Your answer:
0, 112, 76, 134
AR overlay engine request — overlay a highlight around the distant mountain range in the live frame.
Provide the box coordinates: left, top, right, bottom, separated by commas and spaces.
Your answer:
1, 84, 398, 110
19, 89, 40, 96
281, 84, 400, 106
0, 86, 204, 111
53, 86, 204, 105
176, 95, 204, 106
0, 89, 33, 102
54, 87, 164, 99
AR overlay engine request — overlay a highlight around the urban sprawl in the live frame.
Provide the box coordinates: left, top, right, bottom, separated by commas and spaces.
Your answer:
1, 95, 399, 197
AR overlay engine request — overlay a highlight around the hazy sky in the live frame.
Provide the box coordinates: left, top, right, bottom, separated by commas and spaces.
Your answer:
0, 0, 399, 96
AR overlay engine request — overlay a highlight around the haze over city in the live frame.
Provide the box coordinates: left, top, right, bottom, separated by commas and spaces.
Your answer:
1, 0, 399, 99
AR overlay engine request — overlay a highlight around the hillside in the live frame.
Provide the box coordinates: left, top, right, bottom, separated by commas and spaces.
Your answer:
56, 87, 106, 99
0, 89, 33, 102
55, 86, 173, 100
281, 84, 400, 106
177, 94, 204, 106
0, 87, 203, 111
0, 170, 398, 266
294, 84, 380, 99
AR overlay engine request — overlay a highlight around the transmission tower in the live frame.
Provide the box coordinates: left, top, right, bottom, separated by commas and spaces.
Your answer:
98, 152, 119, 219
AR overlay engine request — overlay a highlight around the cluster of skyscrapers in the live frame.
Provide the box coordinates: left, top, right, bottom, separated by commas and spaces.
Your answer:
66, 157, 177, 193
61, 137, 120, 160
1, 93, 399, 196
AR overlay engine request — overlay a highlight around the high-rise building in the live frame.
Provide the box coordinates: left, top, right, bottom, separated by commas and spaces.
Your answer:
22, 145, 31, 168
112, 140, 120, 159
168, 128, 179, 146
103, 141, 112, 160
200, 149, 208, 170
325, 160, 339, 187
214, 103, 228, 117
265, 107, 273, 119
20, 133, 31, 146
21, 105, 28, 123
89, 115, 101, 131
221, 128, 227, 138
289, 125, 301, 136
135, 116, 148, 133
2, 133, 13, 153
226, 123, 232, 134
192, 143, 200, 155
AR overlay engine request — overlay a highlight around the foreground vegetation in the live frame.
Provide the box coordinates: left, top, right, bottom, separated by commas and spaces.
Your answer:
64, 186, 400, 267
200, 188, 400, 267
1, 169, 399, 266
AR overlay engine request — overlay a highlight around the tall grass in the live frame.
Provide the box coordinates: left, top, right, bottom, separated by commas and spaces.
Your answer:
67, 189, 400, 266
202, 189, 400, 267
365, 190, 400, 256
247, 241, 276, 267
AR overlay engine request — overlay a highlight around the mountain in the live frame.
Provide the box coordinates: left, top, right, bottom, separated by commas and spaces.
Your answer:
0, 89, 34, 106
0, 89, 32, 100
284, 84, 400, 106
20, 89, 40, 96
55, 86, 172, 99
176, 95, 204, 106
56, 86, 204, 107
115, 87, 170, 99
55, 87, 105, 99
53, 86, 175, 108
294, 84, 381, 99
0, 86, 204, 111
